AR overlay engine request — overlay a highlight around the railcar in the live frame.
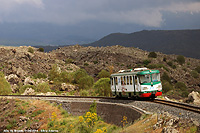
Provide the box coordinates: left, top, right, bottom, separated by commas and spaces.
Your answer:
110, 68, 162, 98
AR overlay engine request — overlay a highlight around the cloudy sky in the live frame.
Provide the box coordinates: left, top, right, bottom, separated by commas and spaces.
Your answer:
0, 0, 200, 45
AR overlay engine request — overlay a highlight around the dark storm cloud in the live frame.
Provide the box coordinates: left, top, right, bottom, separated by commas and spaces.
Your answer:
0, 0, 200, 28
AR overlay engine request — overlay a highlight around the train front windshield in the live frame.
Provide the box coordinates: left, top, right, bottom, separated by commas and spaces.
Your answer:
139, 73, 160, 83
152, 73, 160, 82
139, 74, 151, 83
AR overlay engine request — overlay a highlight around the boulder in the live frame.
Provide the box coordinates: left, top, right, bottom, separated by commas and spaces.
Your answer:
24, 77, 35, 85
16, 67, 27, 77
187, 91, 200, 104
5, 74, 19, 84
11, 84, 18, 93
60, 83, 77, 91
22, 88, 35, 95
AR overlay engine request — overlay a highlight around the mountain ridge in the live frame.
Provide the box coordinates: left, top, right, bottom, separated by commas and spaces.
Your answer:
86, 29, 200, 59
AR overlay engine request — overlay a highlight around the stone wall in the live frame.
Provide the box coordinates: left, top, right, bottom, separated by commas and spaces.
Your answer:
55, 101, 142, 126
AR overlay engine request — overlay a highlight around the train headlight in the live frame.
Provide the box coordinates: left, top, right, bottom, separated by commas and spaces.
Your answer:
143, 87, 148, 90
157, 85, 162, 91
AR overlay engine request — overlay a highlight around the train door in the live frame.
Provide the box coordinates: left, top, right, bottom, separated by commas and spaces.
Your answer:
134, 76, 140, 92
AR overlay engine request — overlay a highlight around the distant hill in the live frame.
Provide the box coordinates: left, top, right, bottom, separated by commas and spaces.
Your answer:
86, 29, 200, 59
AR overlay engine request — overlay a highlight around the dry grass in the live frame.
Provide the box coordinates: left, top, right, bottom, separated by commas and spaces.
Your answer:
30, 100, 62, 129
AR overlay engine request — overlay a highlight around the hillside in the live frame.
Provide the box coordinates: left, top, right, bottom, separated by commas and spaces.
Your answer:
0, 45, 200, 99
51, 45, 200, 99
86, 29, 200, 59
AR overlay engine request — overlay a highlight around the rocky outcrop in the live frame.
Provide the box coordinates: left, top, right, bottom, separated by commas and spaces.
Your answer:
5, 74, 20, 85
22, 88, 35, 95
60, 83, 78, 91
186, 91, 200, 104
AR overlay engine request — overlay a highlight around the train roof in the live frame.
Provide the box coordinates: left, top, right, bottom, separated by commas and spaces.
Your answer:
111, 68, 160, 77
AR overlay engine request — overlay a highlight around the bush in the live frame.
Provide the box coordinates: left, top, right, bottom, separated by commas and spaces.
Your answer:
28, 47, 34, 53
195, 66, 200, 73
143, 59, 151, 66
161, 72, 171, 83
78, 75, 94, 90
147, 63, 168, 71
177, 55, 185, 65
162, 80, 173, 93
33, 72, 47, 79
97, 70, 110, 78
175, 82, 189, 97
65, 58, 74, 64
94, 78, 111, 97
80, 90, 89, 96
38, 48, 44, 52
48, 64, 60, 81
73, 69, 88, 84
148, 52, 157, 58
0, 71, 11, 95
191, 70, 199, 78
36, 82, 51, 93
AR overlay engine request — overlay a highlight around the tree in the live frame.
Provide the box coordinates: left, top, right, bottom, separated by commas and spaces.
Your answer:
97, 70, 110, 78
148, 52, 157, 58
177, 55, 185, 65
48, 64, 60, 81
78, 75, 94, 90
0, 72, 11, 95
94, 78, 111, 97
73, 69, 88, 84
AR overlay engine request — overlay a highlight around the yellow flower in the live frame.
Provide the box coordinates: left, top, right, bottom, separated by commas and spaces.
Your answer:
79, 116, 84, 123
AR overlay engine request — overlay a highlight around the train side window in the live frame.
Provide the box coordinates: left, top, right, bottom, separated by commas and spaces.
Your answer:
130, 76, 132, 85
121, 77, 123, 85
115, 77, 118, 85
135, 76, 138, 84
124, 76, 126, 85
111, 78, 113, 85
127, 76, 129, 85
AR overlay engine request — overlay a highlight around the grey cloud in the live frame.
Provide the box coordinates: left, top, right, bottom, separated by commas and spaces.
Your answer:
0, 0, 200, 27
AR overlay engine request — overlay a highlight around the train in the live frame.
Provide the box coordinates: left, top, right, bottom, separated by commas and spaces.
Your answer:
110, 68, 162, 98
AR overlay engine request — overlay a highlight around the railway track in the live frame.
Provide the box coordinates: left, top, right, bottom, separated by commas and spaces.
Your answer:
1, 95, 200, 114
151, 99, 200, 114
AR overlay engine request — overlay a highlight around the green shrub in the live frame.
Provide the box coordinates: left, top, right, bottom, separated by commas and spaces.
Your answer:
148, 52, 157, 58
195, 66, 200, 73
33, 72, 47, 79
94, 78, 111, 97
38, 48, 44, 52
65, 58, 74, 64
0, 71, 11, 95
80, 89, 89, 96
48, 64, 60, 81
73, 69, 88, 84
89, 101, 97, 113
97, 70, 110, 78
147, 63, 168, 71
177, 55, 185, 65
162, 80, 173, 93
18, 109, 26, 114
175, 82, 189, 97
161, 72, 171, 83
93, 61, 98, 64
78, 75, 94, 89
190, 70, 199, 78
36, 82, 51, 93
167, 61, 173, 67
84, 63, 89, 66
143, 59, 151, 66
28, 47, 34, 53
